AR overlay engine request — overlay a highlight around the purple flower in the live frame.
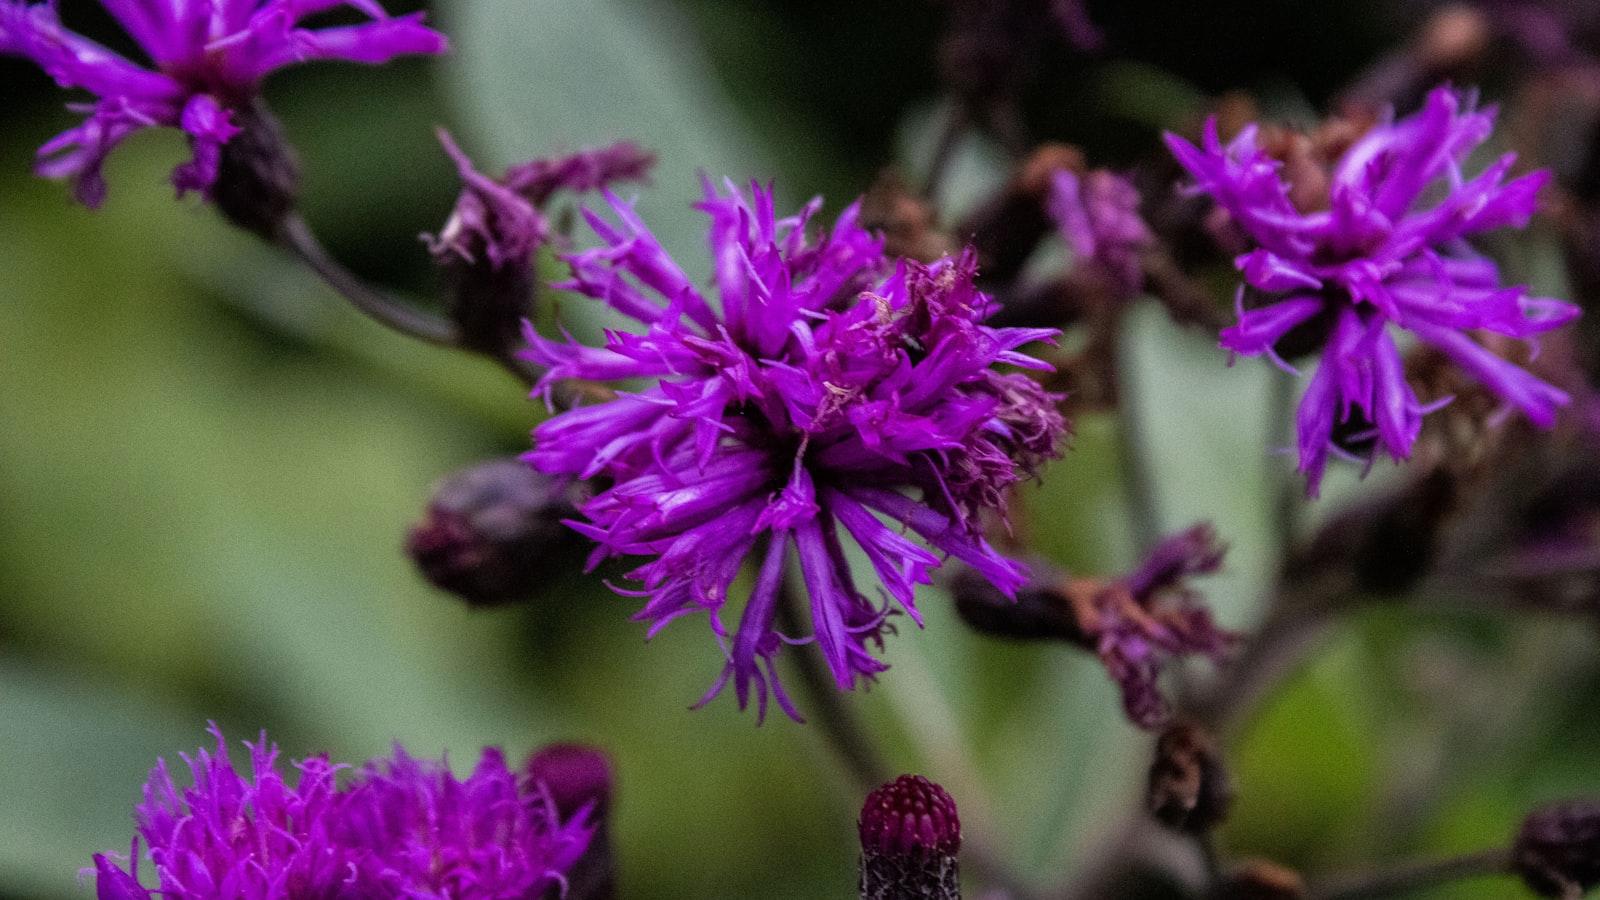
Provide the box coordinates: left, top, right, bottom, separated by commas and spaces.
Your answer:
1088, 524, 1234, 729
92, 725, 593, 899
427, 133, 657, 272
1046, 168, 1153, 299
0, 1, 446, 208
522, 180, 1067, 721
1166, 85, 1581, 495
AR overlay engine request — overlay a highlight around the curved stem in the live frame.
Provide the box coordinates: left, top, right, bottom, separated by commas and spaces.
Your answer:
1310, 848, 1513, 900
277, 213, 459, 348
275, 213, 566, 394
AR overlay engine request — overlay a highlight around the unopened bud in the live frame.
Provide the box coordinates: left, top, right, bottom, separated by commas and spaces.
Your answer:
951, 560, 1087, 644
213, 101, 300, 240
1147, 721, 1233, 834
1212, 860, 1305, 900
1514, 800, 1600, 898
859, 775, 962, 900
406, 459, 583, 607
528, 743, 616, 900
527, 743, 614, 822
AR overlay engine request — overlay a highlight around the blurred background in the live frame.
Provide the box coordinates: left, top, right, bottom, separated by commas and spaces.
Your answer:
1, 1, 1597, 897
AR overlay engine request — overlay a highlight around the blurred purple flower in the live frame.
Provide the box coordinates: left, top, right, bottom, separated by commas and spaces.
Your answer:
1050, 0, 1105, 52
1091, 524, 1234, 728
522, 180, 1067, 721
0, 0, 446, 207
1166, 85, 1580, 495
92, 725, 592, 899
1046, 168, 1153, 298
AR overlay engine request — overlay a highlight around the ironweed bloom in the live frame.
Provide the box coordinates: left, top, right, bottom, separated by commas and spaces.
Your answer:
522, 180, 1067, 721
1166, 85, 1580, 495
0, 0, 446, 207
92, 725, 593, 899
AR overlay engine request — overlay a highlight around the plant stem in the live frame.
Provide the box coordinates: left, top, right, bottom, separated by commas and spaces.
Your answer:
277, 213, 460, 348
777, 589, 889, 792
1116, 341, 1162, 554
1310, 848, 1513, 900
276, 212, 564, 394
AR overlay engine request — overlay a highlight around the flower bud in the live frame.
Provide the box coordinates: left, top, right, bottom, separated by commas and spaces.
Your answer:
1212, 860, 1305, 900
527, 743, 614, 822
527, 743, 616, 900
406, 459, 583, 607
950, 559, 1087, 643
427, 132, 547, 356
1147, 721, 1233, 834
859, 775, 962, 900
213, 101, 301, 240
1513, 800, 1600, 898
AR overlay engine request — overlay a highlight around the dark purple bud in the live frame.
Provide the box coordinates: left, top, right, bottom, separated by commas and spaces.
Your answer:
1147, 721, 1233, 834
1514, 800, 1600, 898
1211, 860, 1306, 900
406, 459, 583, 607
526, 743, 614, 822
213, 101, 300, 240
962, 144, 1085, 286
528, 743, 616, 900
859, 775, 961, 900
950, 559, 1088, 644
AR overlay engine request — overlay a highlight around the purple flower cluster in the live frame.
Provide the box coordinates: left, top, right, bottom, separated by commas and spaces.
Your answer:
1047, 167, 1153, 299
1166, 86, 1580, 495
93, 725, 593, 899
0, 0, 446, 207
523, 181, 1067, 721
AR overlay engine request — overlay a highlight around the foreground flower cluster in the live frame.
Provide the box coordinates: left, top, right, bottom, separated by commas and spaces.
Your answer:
1166, 86, 1579, 494
93, 726, 593, 899
524, 181, 1067, 720
0, 0, 446, 207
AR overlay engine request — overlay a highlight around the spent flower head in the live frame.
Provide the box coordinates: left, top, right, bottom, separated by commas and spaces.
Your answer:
521, 179, 1067, 721
1165, 85, 1580, 495
92, 724, 593, 899
0, 0, 446, 207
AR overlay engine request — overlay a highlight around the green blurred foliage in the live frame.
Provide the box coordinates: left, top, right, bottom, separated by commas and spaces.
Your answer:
0, 2, 1598, 899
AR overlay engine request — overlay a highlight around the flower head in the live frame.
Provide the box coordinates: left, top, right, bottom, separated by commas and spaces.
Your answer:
92, 725, 593, 899
1165, 85, 1580, 495
522, 180, 1067, 721
1, 1, 446, 207
1086, 524, 1235, 728
1047, 167, 1153, 299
